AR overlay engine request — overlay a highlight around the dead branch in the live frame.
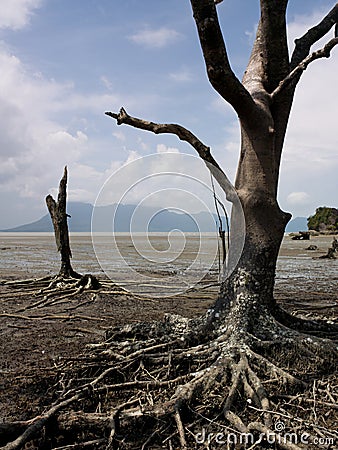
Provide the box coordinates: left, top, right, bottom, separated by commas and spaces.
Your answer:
272, 37, 338, 98
56, 411, 111, 433
210, 173, 228, 267
106, 109, 217, 167
0, 276, 52, 286
52, 440, 106, 450
277, 395, 338, 410
2, 393, 82, 450
174, 405, 188, 450
247, 422, 302, 450
2, 319, 337, 448
5, 275, 101, 314
291, 4, 338, 70
0, 421, 34, 442
106, 108, 237, 202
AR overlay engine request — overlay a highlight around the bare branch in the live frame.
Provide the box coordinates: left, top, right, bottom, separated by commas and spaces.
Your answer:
174, 405, 187, 450
2, 393, 82, 450
290, 4, 338, 70
189, 0, 256, 119
106, 109, 214, 165
272, 37, 338, 98
105, 108, 236, 202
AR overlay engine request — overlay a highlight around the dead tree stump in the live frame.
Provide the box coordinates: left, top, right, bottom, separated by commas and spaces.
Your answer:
318, 238, 338, 260
46, 166, 81, 278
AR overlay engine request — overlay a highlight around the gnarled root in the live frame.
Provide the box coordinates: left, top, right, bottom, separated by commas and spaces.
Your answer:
2, 308, 337, 450
273, 304, 338, 338
1, 273, 103, 313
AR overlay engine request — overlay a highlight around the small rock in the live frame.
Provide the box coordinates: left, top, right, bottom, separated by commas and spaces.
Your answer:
305, 245, 318, 250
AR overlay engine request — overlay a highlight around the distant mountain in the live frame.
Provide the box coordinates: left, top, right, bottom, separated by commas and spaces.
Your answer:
2, 202, 309, 234
285, 217, 308, 233
2, 202, 225, 233
1, 202, 93, 232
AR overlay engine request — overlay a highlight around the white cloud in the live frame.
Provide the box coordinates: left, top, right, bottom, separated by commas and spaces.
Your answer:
278, 8, 338, 217
137, 137, 150, 152
287, 191, 311, 205
129, 27, 182, 49
169, 68, 193, 83
244, 24, 257, 46
112, 131, 126, 142
0, 0, 42, 30
100, 75, 113, 91
156, 144, 179, 154
51, 92, 120, 115
93, 153, 221, 219
0, 44, 122, 209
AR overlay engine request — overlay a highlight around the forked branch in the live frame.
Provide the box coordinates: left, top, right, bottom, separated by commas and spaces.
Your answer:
189, 0, 256, 119
272, 37, 338, 98
290, 3, 338, 70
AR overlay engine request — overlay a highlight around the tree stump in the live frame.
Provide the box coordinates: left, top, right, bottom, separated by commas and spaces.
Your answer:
46, 166, 81, 278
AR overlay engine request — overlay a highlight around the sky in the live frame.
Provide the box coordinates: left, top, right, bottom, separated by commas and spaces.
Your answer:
0, 0, 337, 229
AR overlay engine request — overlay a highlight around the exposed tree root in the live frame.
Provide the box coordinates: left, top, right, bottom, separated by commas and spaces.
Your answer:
273, 305, 338, 338
0, 274, 109, 313
1, 306, 337, 450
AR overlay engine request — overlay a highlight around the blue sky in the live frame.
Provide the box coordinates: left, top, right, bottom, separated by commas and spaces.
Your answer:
0, 0, 337, 228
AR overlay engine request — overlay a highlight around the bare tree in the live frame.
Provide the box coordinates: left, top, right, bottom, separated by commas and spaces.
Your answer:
107, 2, 338, 331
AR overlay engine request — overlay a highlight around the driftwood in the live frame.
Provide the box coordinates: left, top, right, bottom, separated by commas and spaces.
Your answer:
319, 247, 336, 259
318, 237, 338, 259
291, 231, 310, 241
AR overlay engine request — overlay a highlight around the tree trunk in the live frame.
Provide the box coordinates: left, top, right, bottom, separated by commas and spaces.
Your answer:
46, 167, 80, 279
211, 118, 292, 332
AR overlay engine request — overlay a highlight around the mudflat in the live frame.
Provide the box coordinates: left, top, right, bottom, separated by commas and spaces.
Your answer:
0, 233, 337, 433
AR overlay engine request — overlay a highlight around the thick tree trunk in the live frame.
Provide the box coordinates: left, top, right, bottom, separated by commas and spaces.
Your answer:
215, 238, 280, 324
46, 167, 80, 279
211, 119, 292, 331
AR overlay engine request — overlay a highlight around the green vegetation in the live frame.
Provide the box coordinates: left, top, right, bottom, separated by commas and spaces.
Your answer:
307, 206, 338, 231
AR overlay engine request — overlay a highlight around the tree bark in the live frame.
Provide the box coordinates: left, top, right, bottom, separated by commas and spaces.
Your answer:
212, 128, 290, 330
46, 167, 80, 278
